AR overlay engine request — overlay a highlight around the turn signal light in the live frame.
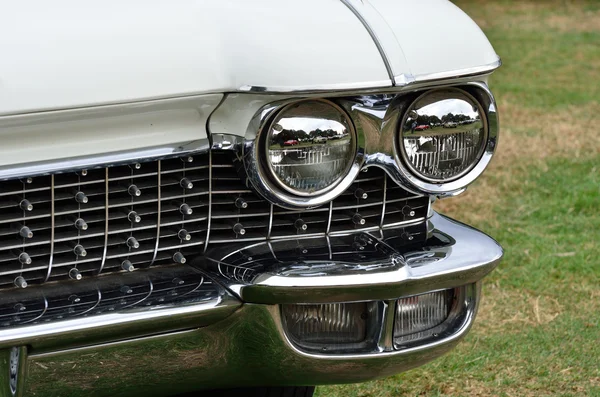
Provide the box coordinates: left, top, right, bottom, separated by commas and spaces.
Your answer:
282, 302, 373, 353
394, 289, 455, 346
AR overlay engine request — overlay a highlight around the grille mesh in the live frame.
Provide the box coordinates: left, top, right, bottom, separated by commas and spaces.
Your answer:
0, 150, 428, 289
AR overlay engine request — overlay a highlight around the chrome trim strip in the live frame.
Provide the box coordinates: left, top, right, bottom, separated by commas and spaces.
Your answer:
267, 204, 274, 239
238, 79, 392, 94
98, 168, 109, 274
0, 268, 241, 351
380, 173, 388, 227
237, 59, 500, 94
0, 296, 238, 351
21, 298, 48, 325
326, 235, 333, 261
73, 290, 102, 317
43, 175, 55, 282
326, 202, 333, 234
0, 140, 209, 181
378, 300, 396, 352
203, 151, 213, 253
395, 59, 502, 87
339, 0, 396, 83
150, 160, 162, 265
123, 279, 154, 309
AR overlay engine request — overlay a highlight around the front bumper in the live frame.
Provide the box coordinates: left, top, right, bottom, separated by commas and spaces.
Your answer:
0, 213, 502, 397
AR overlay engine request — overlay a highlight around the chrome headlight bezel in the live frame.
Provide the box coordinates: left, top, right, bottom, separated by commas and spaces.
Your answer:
238, 83, 498, 205
242, 98, 364, 210
397, 88, 489, 183
391, 84, 499, 195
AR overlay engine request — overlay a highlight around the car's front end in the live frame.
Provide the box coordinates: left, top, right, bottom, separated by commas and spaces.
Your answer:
0, 1, 502, 396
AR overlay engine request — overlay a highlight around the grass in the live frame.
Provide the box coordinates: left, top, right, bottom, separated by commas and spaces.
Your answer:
317, 1, 599, 396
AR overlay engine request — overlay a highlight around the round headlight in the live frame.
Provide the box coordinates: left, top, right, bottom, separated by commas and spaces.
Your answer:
399, 88, 487, 182
264, 100, 356, 196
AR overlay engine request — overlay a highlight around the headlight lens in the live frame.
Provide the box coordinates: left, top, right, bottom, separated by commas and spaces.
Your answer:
399, 88, 487, 182
264, 100, 355, 196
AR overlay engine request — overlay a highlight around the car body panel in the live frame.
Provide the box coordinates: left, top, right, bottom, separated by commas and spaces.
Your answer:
0, 1, 503, 394
356, 0, 500, 81
0, 0, 389, 117
0, 0, 499, 119
0, 95, 221, 169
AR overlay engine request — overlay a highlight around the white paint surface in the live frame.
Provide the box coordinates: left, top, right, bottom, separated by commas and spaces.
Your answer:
366, 0, 499, 78
0, 0, 388, 116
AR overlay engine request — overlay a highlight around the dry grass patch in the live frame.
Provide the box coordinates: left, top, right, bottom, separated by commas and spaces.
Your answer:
475, 284, 564, 334
457, 0, 600, 33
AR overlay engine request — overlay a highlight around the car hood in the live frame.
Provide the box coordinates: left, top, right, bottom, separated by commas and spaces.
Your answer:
0, 0, 498, 116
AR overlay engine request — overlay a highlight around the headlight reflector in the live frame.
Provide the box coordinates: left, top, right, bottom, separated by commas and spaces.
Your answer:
264, 100, 355, 196
399, 88, 487, 182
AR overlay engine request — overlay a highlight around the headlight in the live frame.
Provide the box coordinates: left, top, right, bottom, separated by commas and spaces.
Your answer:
264, 100, 356, 196
399, 88, 488, 182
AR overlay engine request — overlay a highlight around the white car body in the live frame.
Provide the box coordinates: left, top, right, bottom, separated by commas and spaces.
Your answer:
0, 3, 502, 395
0, 0, 498, 169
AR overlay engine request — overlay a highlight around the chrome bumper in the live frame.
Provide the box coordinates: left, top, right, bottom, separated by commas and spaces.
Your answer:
0, 213, 502, 397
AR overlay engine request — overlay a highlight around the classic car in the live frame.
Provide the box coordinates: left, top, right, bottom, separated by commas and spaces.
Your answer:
0, 1, 502, 396
414, 125, 431, 131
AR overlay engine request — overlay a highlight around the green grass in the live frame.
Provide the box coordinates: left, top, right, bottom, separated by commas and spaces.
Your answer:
463, 1, 600, 110
317, 1, 599, 396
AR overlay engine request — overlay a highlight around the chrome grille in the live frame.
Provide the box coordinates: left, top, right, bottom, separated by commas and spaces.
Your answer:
0, 150, 429, 289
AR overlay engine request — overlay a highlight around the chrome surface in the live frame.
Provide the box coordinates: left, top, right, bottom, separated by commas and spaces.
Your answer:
0, 265, 240, 351
399, 88, 488, 182
264, 100, 357, 197
238, 79, 393, 94
21, 282, 480, 396
0, 150, 428, 289
150, 160, 162, 266
339, 81, 498, 196
236, 82, 497, 201
395, 58, 502, 87
378, 300, 396, 352
0, 72, 503, 397
0, 210, 498, 396
0, 140, 209, 181
242, 100, 367, 209
278, 284, 471, 355
198, 212, 502, 304
237, 59, 501, 94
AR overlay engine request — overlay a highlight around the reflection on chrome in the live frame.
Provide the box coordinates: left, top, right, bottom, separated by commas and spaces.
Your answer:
399, 88, 487, 182
265, 100, 356, 196
202, 224, 427, 286
336, 82, 498, 196
196, 213, 501, 305
0, 266, 212, 329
